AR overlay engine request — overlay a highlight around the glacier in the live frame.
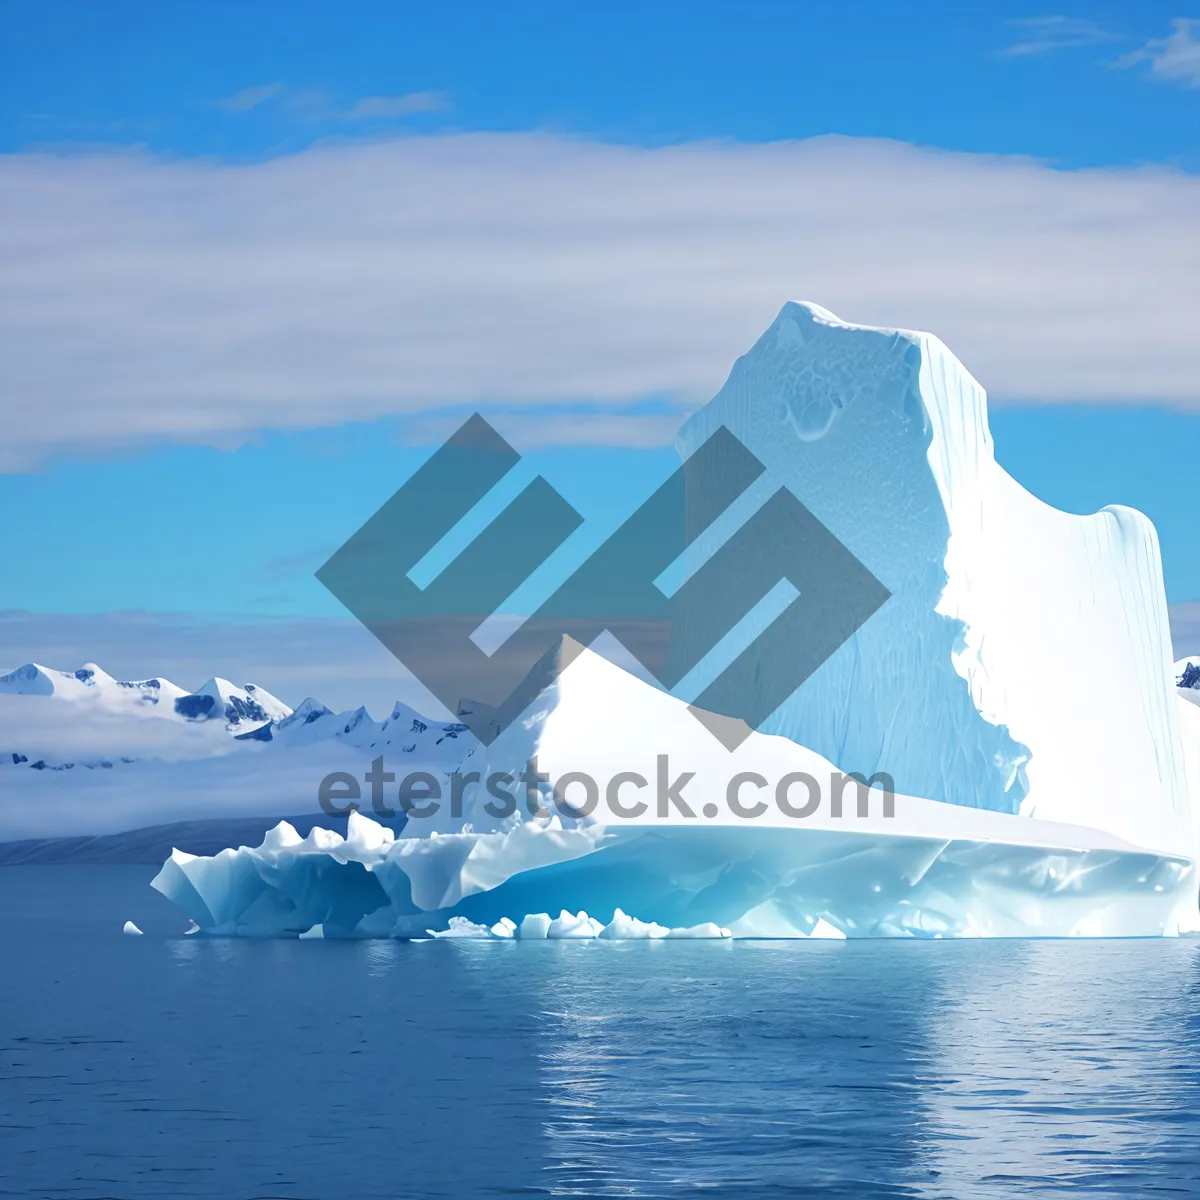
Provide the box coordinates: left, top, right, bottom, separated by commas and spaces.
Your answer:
17, 302, 1200, 938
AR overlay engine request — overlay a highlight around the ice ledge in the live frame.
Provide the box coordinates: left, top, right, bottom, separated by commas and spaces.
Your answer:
151, 805, 1196, 941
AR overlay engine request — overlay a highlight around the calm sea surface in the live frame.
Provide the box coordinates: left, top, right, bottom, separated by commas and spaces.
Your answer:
2, 866, 1200, 1198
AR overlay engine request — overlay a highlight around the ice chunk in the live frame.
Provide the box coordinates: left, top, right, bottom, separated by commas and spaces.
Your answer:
122, 920, 143, 936
599, 908, 670, 939
429, 916, 492, 939
665, 922, 732, 939
298, 923, 325, 939
489, 917, 517, 938
519, 913, 552, 940
547, 910, 604, 938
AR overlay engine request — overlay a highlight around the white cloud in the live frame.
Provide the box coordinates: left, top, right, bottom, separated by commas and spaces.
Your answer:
399, 410, 685, 449
999, 16, 1118, 57
218, 85, 450, 122
219, 82, 286, 113
0, 693, 238, 764
346, 91, 450, 119
2, 132, 1200, 469
1115, 18, 1200, 87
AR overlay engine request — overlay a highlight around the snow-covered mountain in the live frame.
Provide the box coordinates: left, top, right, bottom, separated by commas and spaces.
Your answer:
174, 676, 291, 725
0, 662, 190, 708
0, 659, 476, 843
0, 661, 299, 769
241, 696, 473, 757
0, 662, 290, 726
0, 659, 485, 773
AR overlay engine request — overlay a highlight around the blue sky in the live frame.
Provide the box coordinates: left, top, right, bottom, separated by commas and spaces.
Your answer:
1, 1, 1199, 651
3, 2, 1199, 166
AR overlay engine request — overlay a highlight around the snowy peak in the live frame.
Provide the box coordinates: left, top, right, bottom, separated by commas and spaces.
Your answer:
279, 697, 334, 728
0, 661, 301, 769
0, 663, 82, 697
252, 693, 472, 762
175, 677, 291, 726
0, 662, 187, 708
0, 661, 292, 729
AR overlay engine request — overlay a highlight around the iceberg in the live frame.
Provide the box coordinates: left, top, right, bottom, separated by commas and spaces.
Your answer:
151, 649, 1197, 939
148, 303, 1197, 939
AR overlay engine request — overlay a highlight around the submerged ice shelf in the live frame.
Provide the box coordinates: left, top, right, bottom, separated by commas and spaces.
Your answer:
146, 302, 1200, 939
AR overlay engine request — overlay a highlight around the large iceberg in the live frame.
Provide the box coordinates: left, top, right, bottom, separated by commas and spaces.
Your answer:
150, 303, 1198, 938
152, 642, 1197, 939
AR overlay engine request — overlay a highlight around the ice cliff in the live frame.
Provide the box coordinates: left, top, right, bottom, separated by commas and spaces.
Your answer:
678, 303, 1189, 857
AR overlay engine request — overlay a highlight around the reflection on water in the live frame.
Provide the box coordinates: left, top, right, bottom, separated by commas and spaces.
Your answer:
3, 867, 1200, 1199
525, 939, 940, 1196
917, 941, 1200, 1198
517, 940, 1200, 1197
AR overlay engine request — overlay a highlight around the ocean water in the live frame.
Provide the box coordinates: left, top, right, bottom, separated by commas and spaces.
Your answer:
2, 867, 1200, 1199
